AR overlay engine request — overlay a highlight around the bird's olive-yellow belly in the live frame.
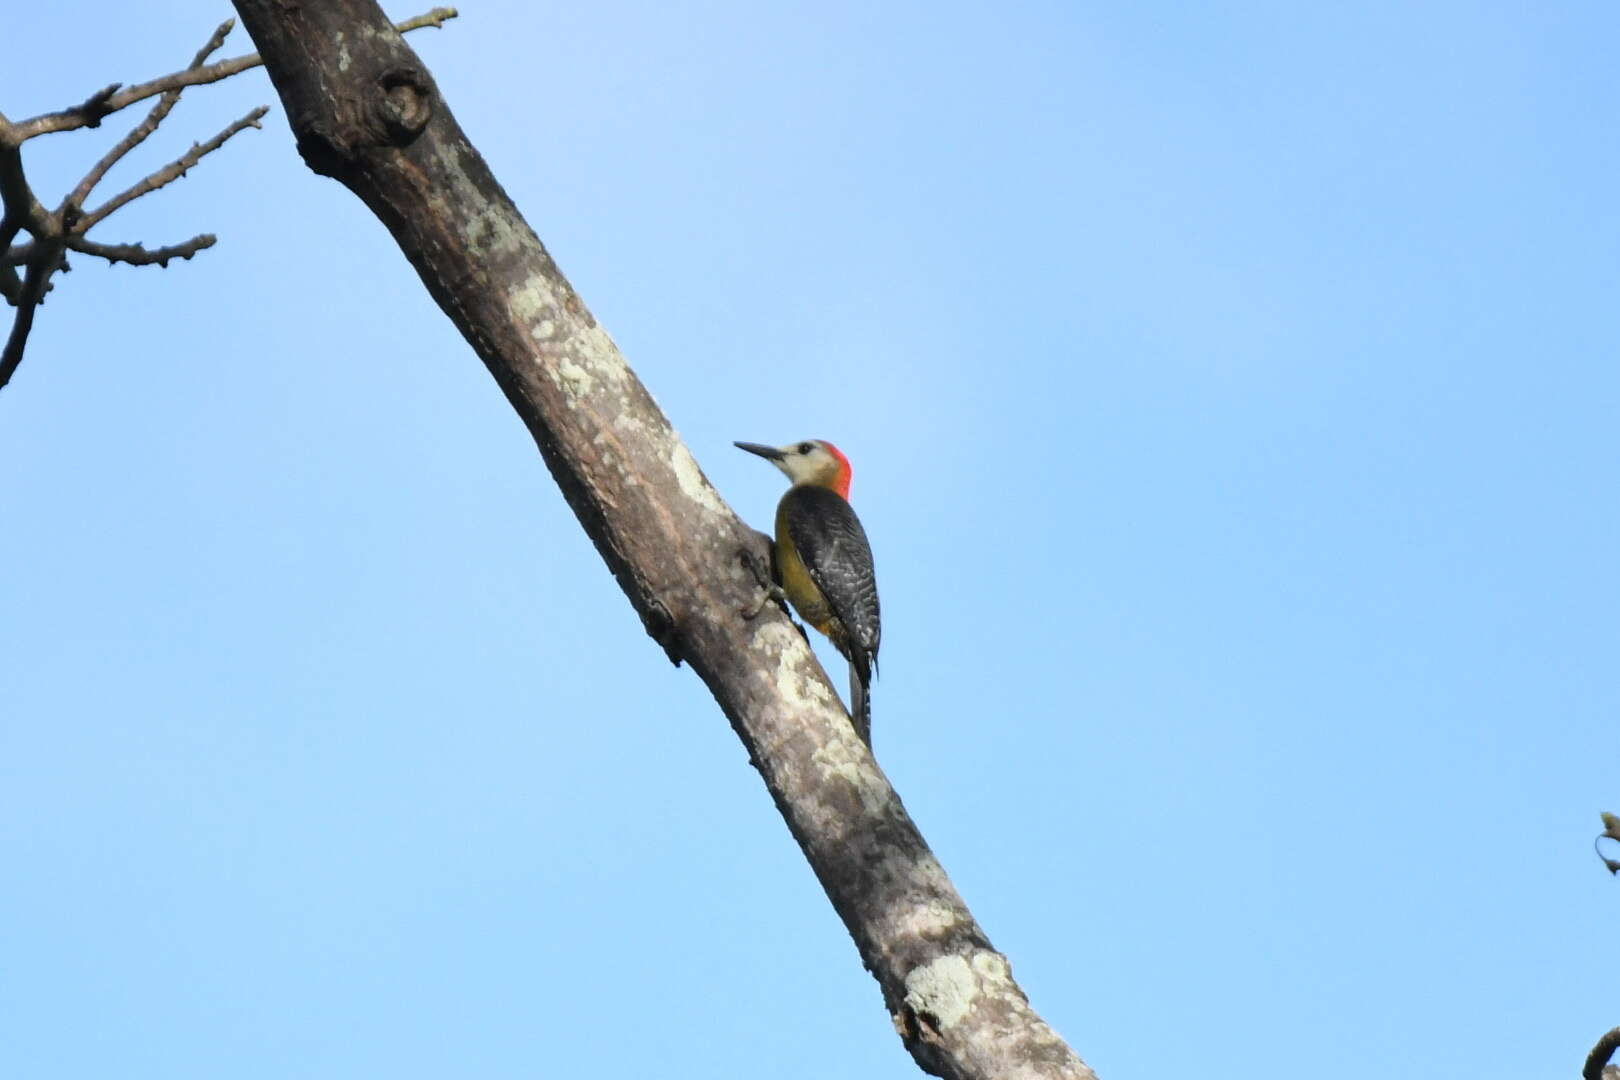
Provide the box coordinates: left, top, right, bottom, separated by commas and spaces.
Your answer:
775, 535, 836, 636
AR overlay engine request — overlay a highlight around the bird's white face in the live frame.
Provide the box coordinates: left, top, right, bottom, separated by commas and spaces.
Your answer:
772, 440, 843, 486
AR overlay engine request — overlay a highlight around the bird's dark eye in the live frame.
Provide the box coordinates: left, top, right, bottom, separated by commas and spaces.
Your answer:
797, 442, 814, 454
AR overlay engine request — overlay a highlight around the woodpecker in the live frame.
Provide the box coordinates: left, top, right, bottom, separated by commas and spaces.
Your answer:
736, 439, 881, 745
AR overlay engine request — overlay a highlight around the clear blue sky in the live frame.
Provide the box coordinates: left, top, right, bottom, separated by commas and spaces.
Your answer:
4, 2, 1617, 1077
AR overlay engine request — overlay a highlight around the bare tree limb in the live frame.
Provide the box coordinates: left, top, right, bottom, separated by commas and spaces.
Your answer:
0, 89, 241, 387
67, 19, 239, 212
0, 235, 66, 389
0, 116, 66, 381
77, 106, 268, 232
0, 9, 455, 391
8, 234, 216, 268
229, 2, 1093, 1076
1585, 1027, 1620, 1080
0, 265, 25, 304
10, 8, 458, 141
68, 234, 217, 267
0, 114, 51, 247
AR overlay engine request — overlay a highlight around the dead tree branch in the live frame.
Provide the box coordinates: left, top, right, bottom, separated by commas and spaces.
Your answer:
67, 19, 238, 212
229, 1, 1092, 1076
6, 234, 216, 268
67, 235, 217, 267
9, 9, 458, 142
0, 236, 66, 388
78, 106, 268, 232
1585, 1027, 1620, 1080
0, 8, 458, 393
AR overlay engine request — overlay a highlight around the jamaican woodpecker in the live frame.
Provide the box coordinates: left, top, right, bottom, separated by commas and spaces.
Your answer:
735, 439, 881, 744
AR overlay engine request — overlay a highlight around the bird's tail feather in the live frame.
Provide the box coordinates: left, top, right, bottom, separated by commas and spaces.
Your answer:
848, 661, 871, 747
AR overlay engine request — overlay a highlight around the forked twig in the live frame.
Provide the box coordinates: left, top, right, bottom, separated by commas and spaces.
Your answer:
67, 19, 239, 211
11, 9, 457, 141
78, 106, 268, 232
0, 8, 459, 392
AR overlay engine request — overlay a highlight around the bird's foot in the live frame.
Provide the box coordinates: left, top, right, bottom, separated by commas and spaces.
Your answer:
738, 547, 788, 620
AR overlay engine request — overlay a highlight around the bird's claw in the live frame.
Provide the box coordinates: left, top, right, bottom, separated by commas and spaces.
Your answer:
738, 547, 786, 620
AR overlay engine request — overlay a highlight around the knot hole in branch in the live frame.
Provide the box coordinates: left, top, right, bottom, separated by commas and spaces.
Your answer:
375, 67, 433, 145
637, 593, 683, 668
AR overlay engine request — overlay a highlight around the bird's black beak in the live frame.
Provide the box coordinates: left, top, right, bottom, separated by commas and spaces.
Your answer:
734, 441, 784, 461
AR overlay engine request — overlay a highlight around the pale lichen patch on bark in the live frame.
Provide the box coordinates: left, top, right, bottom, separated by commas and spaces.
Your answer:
750, 618, 800, 658
612, 407, 651, 441
753, 622, 836, 712
554, 357, 596, 400
573, 325, 630, 389
971, 949, 1013, 986
899, 897, 968, 940
430, 138, 464, 177
509, 274, 550, 319
780, 672, 836, 715
428, 144, 527, 261
903, 954, 978, 1030
457, 201, 527, 259
810, 738, 892, 814
670, 444, 728, 519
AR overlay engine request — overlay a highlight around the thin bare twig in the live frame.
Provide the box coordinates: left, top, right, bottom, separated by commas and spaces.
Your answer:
394, 9, 460, 33
0, 6, 457, 391
51, 84, 124, 132
68, 19, 238, 211
9, 236, 214, 269
13, 8, 458, 141
77, 106, 268, 232
68, 234, 216, 266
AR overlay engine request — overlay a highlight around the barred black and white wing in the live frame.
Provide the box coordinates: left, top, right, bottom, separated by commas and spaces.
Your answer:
779, 484, 881, 741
